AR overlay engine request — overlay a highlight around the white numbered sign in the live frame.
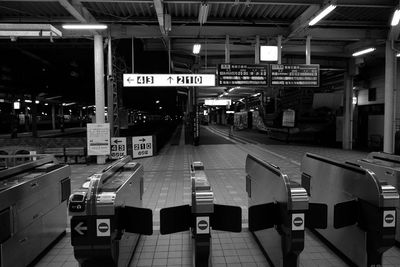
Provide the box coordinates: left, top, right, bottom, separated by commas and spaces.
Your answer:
110, 137, 127, 159
132, 136, 153, 158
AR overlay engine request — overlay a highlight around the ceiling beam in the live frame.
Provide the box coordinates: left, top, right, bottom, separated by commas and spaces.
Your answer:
286, 4, 320, 39
153, 0, 168, 38
58, 0, 96, 23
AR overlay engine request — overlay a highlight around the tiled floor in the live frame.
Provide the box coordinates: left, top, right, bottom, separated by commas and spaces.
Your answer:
32, 125, 400, 266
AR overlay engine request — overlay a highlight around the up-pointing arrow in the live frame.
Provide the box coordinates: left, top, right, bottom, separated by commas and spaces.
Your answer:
74, 222, 88, 235
167, 76, 173, 84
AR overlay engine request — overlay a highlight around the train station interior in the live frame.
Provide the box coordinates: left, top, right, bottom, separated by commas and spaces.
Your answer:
2, 0, 400, 266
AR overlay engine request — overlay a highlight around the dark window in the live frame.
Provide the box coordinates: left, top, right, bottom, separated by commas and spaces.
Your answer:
368, 88, 376, 102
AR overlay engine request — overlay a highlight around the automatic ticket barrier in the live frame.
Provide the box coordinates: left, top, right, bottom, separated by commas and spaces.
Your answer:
0, 155, 71, 267
302, 153, 399, 267
246, 154, 327, 267
69, 156, 153, 267
160, 161, 242, 267
349, 152, 400, 244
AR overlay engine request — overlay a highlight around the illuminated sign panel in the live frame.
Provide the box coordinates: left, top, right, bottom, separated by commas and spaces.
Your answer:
217, 64, 268, 86
270, 64, 319, 87
123, 74, 215, 87
204, 99, 231, 106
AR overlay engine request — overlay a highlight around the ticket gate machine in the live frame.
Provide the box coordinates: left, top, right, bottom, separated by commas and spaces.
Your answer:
348, 152, 400, 244
69, 156, 153, 267
160, 161, 242, 267
246, 154, 327, 267
0, 155, 71, 267
302, 153, 399, 267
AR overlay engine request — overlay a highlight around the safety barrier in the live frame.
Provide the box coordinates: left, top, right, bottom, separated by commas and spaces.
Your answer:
160, 161, 242, 267
69, 156, 153, 267
246, 154, 327, 267
302, 153, 399, 267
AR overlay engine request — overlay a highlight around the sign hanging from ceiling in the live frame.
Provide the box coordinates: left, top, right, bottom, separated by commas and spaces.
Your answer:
123, 74, 215, 87
217, 64, 268, 86
270, 64, 319, 87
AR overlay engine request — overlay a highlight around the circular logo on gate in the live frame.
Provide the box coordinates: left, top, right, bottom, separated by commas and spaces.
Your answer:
198, 220, 208, 230
293, 217, 304, 227
98, 222, 109, 233
385, 214, 395, 224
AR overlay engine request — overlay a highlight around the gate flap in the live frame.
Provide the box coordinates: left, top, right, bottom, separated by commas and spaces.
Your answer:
249, 202, 276, 232
160, 205, 191, 235
306, 203, 328, 229
211, 204, 242, 232
334, 200, 358, 229
121, 206, 153, 235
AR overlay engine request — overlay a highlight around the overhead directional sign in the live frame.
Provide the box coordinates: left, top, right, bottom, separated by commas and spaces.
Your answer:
217, 64, 268, 86
270, 64, 319, 87
132, 136, 154, 158
123, 74, 215, 87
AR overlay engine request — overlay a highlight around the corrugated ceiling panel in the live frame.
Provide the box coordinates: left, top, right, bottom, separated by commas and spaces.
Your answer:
328, 6, 391, 22
0, 2, 71, 18
83, 2, 154, 19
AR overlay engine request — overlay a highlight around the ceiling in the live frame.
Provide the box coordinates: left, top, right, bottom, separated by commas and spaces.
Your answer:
0, 0, 399, 104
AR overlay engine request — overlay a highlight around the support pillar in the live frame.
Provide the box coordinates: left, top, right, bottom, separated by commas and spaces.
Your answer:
255, 35, 260, 64
94, 34, 106, 164
107, 37, 114, 137
32, 96, 37, 138
306, 35, 311, 65
343, 71, 353, 150
51, 104, 56, 130
225, 35, 230, 63
384, 40, 396, 153
277, 35, 282, 64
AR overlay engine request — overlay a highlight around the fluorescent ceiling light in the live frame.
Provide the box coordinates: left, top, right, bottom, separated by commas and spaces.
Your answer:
228, 88, 235, 92
0, 23, 62, 38
396, 52, 400, 57
193, 43, 201, 54
260, 45, 278, 61
352, 47, 375, 57
391, 9, 400, 26
24, 100, 32, 103
309, 5, 336, 26
198, 4, 209, 25
62, 24, 108, 30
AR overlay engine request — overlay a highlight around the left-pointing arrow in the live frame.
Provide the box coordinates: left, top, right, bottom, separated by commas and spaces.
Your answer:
74, 222, 88, 235
127, 77, 134, 83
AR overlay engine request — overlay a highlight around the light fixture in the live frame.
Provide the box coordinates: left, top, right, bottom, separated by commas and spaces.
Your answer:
396, 52, 400, 57
193, 43, 201, 54
35, 100, 39, 104
391, 9, 400, 26
309, 5, 336, 26
198, 4, 209, 25
352, 47, 376, 57
0, 23, 62, 38
62, 24, 108, 30
223, 92, 229, 95
352, 97, 358, 105
24, 100, 32, 103
252, 93, 261, 97
260, 45, 278, 61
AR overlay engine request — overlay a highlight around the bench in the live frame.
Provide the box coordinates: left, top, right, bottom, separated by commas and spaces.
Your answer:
44, 147, 66, 163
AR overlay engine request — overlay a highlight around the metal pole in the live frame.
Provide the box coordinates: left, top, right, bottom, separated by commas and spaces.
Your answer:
306, 35, 311, 65
51, 104, 56, 130
168, 38, 171, 74
132, 36, 135, 73
384, 40, 395, 153
277, 35, 282, 64
225, 35, 230, 63
343, 72, 353, 150
94, 34, 106, 164
107, 36, 114, 137
255, 35, 260, 64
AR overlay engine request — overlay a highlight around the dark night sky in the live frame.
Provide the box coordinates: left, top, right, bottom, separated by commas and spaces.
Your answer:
0, 38, 180, 114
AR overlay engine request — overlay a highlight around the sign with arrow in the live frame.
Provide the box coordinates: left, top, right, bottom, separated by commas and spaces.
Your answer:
110, 137, 127, 159
71, 219, 88, 241
123, 74, 215, 87
132, 136, 153, 158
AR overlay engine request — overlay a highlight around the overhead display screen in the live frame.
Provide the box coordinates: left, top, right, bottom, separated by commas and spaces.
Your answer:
270, 64, 319, 87
217, 64, 268, 86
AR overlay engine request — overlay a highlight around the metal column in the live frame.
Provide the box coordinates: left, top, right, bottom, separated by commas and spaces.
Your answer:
277, 35, 282, 64
94, 34, 106, 164
384, 40, 396, 153
107, 37, 114, 137
225, 35, 230, 63
306, 36, 311, 65
51, 104, 56, 130
343, 72, 353, 150
255, 35, 260, 64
